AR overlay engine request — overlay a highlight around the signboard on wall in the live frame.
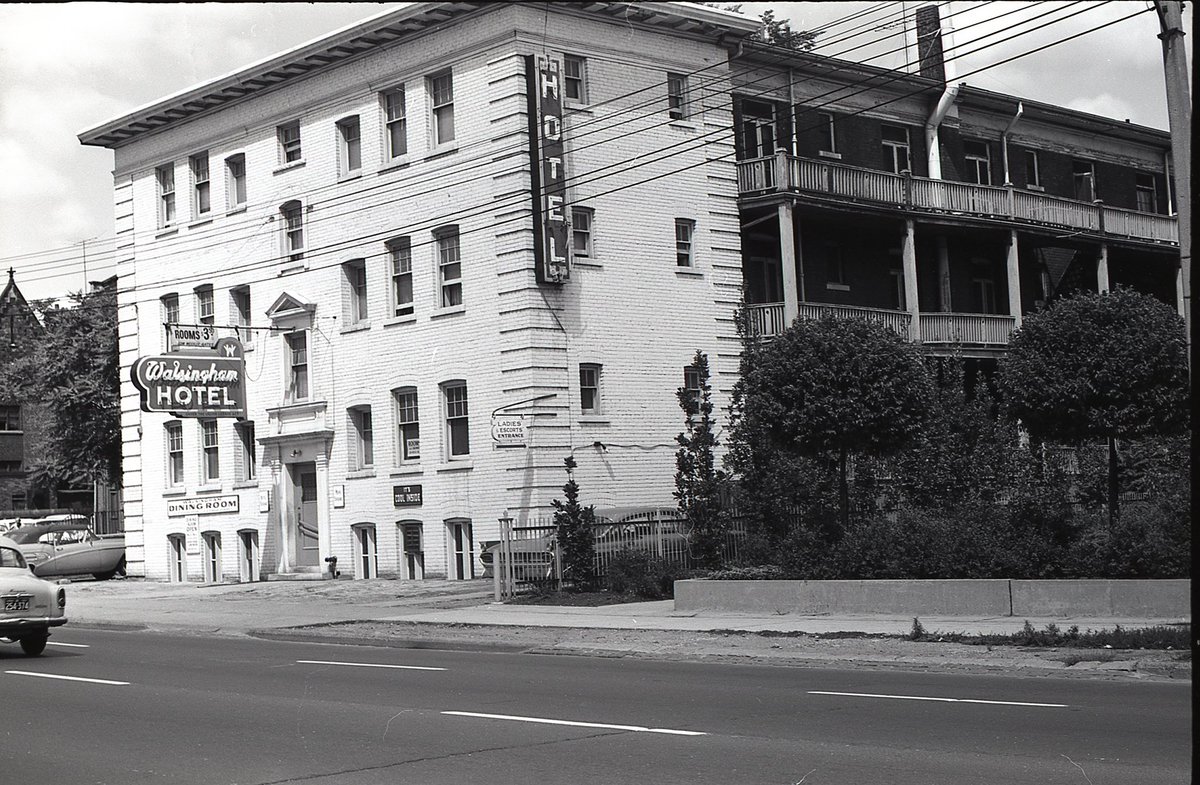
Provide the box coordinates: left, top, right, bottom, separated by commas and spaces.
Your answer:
167, 324, 219, 350
393, 484, 423, 507
167, 494, 240, 517
184, 515, 200, 555
131, 337, 246, 418
490, 414, 527, 447
527, 55, 570, 285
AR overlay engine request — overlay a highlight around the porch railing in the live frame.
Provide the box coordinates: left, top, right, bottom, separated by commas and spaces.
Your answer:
744, 302, 786, 336
739, 153, 1178, 245
797, 302, 913, 340
919, 313, 1016, 345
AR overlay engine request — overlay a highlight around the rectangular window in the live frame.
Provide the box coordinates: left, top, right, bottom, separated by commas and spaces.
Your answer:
195, 285, 214, 325
383, 86, 407, 159
161, 293, 180, 325
236, 421, 256, 482
888, 268, 906, 310
675, 218, 695, 267
817, 112, 837, 154
444, 382, 469, 458
881, 124, 911, 174
281, 201, 304, 262
738, 99, 775, 159
225, 154, 247, 209
667, 73, 688, 120
388, 237, 414, 317
343, 259, 368, 324
394, 389, 420, 462
1135, 173, 1157, 213
564, 55, 587, 103
0, 406, 20, 431
1073, 160, 1096, 201
200, 419, 219, 483
166, 422, 184, 487
963, 140, 991, 185
349, 406, 374, 469
337, 116, 361, 176
1024, 149, 1041, 188
683, 365, 702, 412
826, 243, 847, 287
429, 71, 455, 145
571, 207, 593, 258
972, 265, 997, 314
579, 364, 601, 413
286, 331, 309, 401
156, 164, 176, 227
278, 120, 302, 164
190, 152, 211, 217
231, 286, 251, 329
436, 228, 462, 307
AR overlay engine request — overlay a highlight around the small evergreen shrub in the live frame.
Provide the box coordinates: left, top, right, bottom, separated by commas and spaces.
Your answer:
606, 549, 690, 599
706, 565, 786, 581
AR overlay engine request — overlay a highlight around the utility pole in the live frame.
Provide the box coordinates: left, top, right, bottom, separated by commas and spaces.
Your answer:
1155, 1, 1191, 371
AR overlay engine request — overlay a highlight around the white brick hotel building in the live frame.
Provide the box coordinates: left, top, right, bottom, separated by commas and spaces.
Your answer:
80, 3, 760, 581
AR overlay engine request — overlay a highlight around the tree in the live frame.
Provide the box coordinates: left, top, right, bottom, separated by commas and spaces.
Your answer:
674, 350, 727, 569
552, 456, 596, 589
702, 5, 817, 50
727, 316, 933, 538
998, 287, 1189, 523
0, 287, 120, 491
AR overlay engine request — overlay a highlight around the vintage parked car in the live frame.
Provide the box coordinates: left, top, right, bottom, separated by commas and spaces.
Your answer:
0, 535, 67, 655
6, 518, 126, 580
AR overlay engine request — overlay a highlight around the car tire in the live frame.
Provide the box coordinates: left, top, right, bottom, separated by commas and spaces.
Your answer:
94, 556, 127, 581
20, 633, 48, 656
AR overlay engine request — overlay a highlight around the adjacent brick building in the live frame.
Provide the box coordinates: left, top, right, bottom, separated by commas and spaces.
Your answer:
79, 3, 1180, 582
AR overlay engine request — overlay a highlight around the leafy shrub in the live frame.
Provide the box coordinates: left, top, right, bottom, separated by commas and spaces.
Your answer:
706, 565, 786, 581
1064, 500, 1191, 578
605, 549, 701, 599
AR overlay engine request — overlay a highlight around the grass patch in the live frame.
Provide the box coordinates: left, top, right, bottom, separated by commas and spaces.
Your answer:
504, 589, 649, 607
908, 618, 1190, 652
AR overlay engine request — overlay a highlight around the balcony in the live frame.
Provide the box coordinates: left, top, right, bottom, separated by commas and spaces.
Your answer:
745, 302, 1016, 349
737, 153, 1178, 246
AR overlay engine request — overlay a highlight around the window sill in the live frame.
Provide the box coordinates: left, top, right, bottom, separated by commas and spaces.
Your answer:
424, 142, 458, 161
390, 467, 424, 478
226, 205, 247, 217
232, 481, 258, 490
340, 320, 372, 335
273, 159, 306, 175
578, 416, 611, 425
346, 469, 376, 480
435, 460, 474, 473
338, 171, 363, 183
378, 157, 410, 174
825, 283, 851, 292
279, 262, 307, 276
155, 227, 179, 239
1028, 184, 1045, 192
188, 217, 214, 230
384, 314, 417, 327
195, 485, 223, 494
668, 119, 698, 131
818, 150, 843, 160
564, 102, 592, 114
675, 267, 704, 278
162, 487, 188, 497
573, 259, 602, 269
430, 305, 466, 320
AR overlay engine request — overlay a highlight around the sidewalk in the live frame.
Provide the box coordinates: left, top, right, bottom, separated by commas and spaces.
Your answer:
59, 577, 1191, 680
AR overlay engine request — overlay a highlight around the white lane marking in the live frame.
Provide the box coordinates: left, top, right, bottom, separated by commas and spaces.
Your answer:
296, 659, 446, 672
808, 690, 1067, 708
5, 670, 129, 686
442, 711, 707, 736
47, 642, 89, 648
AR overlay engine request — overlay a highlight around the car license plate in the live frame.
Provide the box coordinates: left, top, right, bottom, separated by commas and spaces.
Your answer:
3, 595, 31, 612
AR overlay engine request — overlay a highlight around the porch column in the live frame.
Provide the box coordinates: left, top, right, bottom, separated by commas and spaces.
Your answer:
779, 202, 799, 326
1096, 243, 1110, 294
936, 236, 952, 311
272, 453, 291, 574
902, 219, 921, 342
1006, 229, 1023, 328
315, 451, 333, 571
1176, 262, 1186, 320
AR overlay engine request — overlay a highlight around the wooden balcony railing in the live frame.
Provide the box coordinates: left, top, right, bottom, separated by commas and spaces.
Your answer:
738, 153, 1178, 245
919, 313, 1016, 345
745, 302, 1015, 348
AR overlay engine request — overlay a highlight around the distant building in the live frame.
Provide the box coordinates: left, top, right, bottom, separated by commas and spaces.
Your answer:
0, 270, 51, 513
79, 3, 1179, 583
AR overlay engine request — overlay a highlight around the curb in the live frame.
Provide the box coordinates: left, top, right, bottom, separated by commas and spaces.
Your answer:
249, 627, 532, 653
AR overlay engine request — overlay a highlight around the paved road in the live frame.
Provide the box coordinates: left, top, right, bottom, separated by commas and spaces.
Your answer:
2, 629, 1190, 785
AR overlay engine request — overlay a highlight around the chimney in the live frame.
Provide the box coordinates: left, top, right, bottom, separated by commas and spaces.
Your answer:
915, 4, 946, 83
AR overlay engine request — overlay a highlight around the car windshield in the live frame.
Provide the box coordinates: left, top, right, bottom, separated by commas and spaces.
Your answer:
0, 546, 26, 569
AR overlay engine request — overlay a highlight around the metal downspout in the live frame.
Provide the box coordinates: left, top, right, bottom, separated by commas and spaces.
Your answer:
1002, 102, 1024, 186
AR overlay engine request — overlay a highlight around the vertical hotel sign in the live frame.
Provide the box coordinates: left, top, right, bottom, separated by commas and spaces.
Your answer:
527, 55, 570, 284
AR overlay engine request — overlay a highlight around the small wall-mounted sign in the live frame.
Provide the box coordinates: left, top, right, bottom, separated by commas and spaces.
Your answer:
259, 488, 271, 514
167, 494, 240, 517
167, 324, 219, 350
490, 414, 527, 447
184, 515, 200, 555
393, 484, 422, 507
332, 484, 345, 509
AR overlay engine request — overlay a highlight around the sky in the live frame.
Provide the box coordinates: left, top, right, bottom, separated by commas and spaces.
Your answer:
0, 1, 1189, 304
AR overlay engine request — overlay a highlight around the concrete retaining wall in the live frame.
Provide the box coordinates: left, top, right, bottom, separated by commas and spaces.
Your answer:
674, 579, 1191, 618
